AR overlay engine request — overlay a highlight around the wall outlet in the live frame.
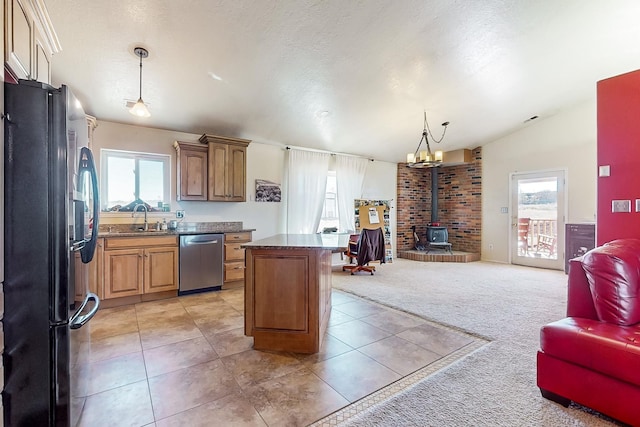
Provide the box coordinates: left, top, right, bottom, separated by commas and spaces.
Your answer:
176, 210, 185, 218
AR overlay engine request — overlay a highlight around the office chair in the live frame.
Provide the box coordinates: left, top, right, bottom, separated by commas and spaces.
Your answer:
342, 228, 386, 275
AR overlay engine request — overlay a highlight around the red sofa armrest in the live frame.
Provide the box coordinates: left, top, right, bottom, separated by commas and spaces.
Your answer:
566, 257, 598, 319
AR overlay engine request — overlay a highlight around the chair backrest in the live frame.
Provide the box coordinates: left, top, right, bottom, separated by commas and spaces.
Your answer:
518, 218, 530, 239
357, 228, 386, 265
346, 234, 359, 255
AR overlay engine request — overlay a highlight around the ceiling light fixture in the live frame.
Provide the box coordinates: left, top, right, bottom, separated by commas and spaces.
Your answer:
129, 47, 151, 118
406, 111, 449, 168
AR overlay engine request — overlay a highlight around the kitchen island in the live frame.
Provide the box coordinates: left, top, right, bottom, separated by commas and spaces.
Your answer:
243, 234, 349, 353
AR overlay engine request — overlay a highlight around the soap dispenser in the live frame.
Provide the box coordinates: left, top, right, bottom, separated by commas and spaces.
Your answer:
161, 218, 168, 231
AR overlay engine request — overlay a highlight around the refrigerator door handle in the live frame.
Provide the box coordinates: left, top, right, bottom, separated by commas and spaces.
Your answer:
69, 292, 100, 329
78, 147, 100, 263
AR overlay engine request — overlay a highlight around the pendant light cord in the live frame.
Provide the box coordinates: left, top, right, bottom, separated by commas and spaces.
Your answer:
138, 52, 143, 100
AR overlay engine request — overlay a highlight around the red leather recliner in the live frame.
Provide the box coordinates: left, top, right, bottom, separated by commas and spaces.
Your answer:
537, 239, 640, 425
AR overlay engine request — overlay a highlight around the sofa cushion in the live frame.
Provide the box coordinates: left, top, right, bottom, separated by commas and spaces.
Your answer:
582, 239, 640, 326
540, 317, 640, 387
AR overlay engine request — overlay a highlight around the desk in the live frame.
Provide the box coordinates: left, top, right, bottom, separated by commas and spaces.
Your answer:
242, 234, 349, 353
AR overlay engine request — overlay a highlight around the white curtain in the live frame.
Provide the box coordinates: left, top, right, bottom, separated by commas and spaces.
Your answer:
285, 149, 331, 234
335, 155, 368, 233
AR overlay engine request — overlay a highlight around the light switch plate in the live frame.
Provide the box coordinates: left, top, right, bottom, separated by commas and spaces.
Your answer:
599, 165, 611, 177
612, 200, 631, 213
636, 200, 640, 212
500, 207, 508, 213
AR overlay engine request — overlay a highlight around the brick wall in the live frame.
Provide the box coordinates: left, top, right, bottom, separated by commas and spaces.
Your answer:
396, 147, 482, 253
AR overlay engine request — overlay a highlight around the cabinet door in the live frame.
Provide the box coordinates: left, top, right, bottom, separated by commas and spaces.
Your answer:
33, 27, 51, 84
227, 145, 247, 201
178, 146, 208, 200
208, 142, 228, 201
74, 252, 87, 303
225, 242, 245, 261
144, 246, 178, 293
104, 249, 144, 298
6, 0, 32, 80
88, 238, 104, 298
225, 261, 246, 282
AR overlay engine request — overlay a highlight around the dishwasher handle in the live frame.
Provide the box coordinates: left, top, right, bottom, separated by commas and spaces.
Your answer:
187, 239, 219, 245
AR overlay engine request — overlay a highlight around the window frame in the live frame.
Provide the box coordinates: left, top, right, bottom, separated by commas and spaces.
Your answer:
317, 170, 339, 232
100, 149, 171, 212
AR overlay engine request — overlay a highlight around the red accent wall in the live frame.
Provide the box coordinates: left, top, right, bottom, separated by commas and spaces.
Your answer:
597, 69, 640, 245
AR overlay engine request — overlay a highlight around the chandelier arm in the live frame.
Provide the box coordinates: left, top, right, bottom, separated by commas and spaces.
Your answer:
413, 133, 426, 158
423, 111, 448, 144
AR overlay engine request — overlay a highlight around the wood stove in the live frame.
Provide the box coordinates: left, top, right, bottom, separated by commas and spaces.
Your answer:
426, 226, 448, 243
425, 226, 452, 253
424, 168, 452, 253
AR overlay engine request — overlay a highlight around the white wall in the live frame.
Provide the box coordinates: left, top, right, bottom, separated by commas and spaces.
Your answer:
482, 99, 597, 263
92, 121, 398, 242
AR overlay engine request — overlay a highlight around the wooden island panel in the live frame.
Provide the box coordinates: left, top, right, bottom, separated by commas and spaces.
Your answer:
245, 239, 337, 354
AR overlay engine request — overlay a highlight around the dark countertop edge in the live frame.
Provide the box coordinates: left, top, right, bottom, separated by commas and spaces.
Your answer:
242, 234, 349, 250
98, 228, 255, 238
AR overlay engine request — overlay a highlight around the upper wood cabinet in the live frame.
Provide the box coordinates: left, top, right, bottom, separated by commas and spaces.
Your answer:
199, 134, 251, 202
175, 134, 251, 202
4, 0, 59, 83
174, 141, 208, 201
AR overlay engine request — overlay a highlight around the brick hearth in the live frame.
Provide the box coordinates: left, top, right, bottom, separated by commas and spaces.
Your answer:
398, 250, 481, 263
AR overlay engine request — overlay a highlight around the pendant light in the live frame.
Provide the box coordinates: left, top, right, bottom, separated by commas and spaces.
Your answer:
129, 47, 151, 118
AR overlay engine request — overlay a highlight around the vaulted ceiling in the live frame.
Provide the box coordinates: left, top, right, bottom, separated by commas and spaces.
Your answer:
46, 0, 640, 162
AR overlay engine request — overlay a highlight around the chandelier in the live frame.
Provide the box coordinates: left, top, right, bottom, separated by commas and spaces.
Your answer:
406, 111, 449, 168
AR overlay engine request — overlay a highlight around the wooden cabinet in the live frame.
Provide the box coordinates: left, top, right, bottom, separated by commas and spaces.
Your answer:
101, 235, 178, 299
245, 245, 332, 353
199, 134, 251, 202
143, 246, 179, 293
104, 248, 144, 299
565, 223, 596, 274
174, 141, 208, 201
223, 231, 252, 289
4, 0, 58, 83
88, 237, 103, 297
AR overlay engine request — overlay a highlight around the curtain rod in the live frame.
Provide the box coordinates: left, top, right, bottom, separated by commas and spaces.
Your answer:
285, 145, 374, 162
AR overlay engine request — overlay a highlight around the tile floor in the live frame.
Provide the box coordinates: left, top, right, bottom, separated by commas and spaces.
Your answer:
79, 288, 478, 427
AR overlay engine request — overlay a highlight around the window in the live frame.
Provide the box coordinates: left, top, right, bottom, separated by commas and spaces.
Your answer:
100, 149, 170, 211
317, 171, 339, 232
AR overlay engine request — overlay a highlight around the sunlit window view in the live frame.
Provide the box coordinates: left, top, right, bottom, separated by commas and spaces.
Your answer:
101, 150, 170, 211
518, 178, 558, 259
318, 171, 339, 232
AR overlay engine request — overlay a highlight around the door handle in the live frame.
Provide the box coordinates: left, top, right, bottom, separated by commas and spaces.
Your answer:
70, 293, 100, 329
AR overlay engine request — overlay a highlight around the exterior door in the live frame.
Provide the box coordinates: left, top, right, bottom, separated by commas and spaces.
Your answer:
510, 170, 566, 270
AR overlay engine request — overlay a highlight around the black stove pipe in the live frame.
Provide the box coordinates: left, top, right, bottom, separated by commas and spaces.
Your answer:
431, 167, 439, 224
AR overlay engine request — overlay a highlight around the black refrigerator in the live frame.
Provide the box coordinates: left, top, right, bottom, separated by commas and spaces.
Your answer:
3, 80, 101, 426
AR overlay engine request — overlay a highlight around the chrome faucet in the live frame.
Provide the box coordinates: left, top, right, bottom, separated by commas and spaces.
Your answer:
132, 204, 148, 231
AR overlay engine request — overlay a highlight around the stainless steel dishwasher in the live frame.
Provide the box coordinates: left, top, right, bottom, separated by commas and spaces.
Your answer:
179, 234, 223, 295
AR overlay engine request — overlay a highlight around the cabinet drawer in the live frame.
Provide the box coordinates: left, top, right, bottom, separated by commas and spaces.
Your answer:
104, 235, 177, 249
225, 243, 245, 261
225, 232, 251, 243
225, 261, 245, 282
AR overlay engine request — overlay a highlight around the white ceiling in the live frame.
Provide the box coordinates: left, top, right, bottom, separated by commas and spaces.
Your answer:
46, 0, 640, 162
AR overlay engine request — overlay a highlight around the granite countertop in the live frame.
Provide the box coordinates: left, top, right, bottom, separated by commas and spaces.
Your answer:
242, 233, 350, 250
98, 221, 254, 237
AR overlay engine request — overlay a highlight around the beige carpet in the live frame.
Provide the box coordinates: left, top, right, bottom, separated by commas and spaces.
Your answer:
330, 259, 624, 427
